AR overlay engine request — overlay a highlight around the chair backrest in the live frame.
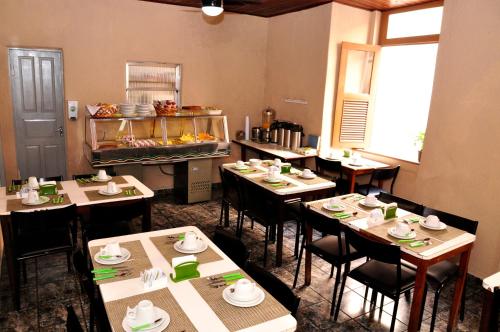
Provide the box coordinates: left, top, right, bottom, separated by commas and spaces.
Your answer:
377, 192, 423, 215
244, 262, 301, 316
368, 165, 400, 194
212, 226, 250, 267
10, 204, 77, 257
219, 166, 243, 210
72, 171, 116, 180
302, 204, 342, 237
345, 227, 401, 265
65, 304, 84, 332
422, 207, 478, 234
314, 157, 342, 179
12, 175, 64, 185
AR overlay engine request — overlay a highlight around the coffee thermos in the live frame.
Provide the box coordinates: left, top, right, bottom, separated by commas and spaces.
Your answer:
270, 120, 279, 143
251, 127, 261, 141
290, 124, 303, 151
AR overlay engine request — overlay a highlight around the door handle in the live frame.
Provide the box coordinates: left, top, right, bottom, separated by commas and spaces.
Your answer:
57, 126, 64, 136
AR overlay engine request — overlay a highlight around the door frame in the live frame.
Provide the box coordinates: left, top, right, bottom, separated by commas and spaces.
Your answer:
8, 47, 68, 180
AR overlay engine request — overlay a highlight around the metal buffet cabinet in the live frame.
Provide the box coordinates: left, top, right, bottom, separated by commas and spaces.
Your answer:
84, 114, 230, 202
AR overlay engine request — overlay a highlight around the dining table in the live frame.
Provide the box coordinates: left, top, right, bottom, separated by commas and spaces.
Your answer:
88, 225, 297, 331
0, 175, 154, 309
301, 194, 476, 332
223, 161, 335, 266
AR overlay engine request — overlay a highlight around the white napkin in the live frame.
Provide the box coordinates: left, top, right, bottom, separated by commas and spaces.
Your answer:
141, 267, 167, 290
39, 180, 56, 186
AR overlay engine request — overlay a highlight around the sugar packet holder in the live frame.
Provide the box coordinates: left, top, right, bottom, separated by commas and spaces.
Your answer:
140, 267, 168, 290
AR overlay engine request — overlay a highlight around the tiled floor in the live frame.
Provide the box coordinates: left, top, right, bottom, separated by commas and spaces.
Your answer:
0, 191, 493, 331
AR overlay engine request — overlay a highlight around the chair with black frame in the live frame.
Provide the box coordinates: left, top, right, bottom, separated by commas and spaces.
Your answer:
65, 304, 84, 332
72, 171, 116, 180
11, 175, 64, 185
244, 261, 301, 317
9, 204, 77, 309
336, 228, 417, 332
315, 156, 349, 195
356, 165, 400, 196
377, 192, 424, 215
212, 226, 250, 268
218, 166, 245, 232
293, 204, 365, 318
416, 207, 478, 332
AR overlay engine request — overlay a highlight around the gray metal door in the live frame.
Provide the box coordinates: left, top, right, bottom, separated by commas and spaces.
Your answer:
8, 48, 67, 180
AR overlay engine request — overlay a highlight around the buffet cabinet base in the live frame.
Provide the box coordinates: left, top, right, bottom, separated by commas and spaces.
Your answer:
174, 159, 212, 204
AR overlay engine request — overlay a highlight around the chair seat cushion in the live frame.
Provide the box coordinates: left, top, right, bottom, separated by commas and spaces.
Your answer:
426, 260, 458, 287
350, 260, 416, 297
308, 235, 363, 262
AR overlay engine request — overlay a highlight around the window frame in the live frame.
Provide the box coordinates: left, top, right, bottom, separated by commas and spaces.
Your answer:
379, 0, 443, 46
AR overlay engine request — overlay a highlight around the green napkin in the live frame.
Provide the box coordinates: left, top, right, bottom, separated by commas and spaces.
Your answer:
239, 169, 256, 174
405, 217, 421, 223
270, 183, 288, 187
333, 212, 351, 219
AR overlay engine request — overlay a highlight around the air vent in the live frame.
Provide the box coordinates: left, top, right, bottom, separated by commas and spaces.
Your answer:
339, 100, 369, 143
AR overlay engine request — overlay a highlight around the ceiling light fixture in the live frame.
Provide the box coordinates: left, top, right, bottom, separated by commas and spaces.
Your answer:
202, 0, 224, 16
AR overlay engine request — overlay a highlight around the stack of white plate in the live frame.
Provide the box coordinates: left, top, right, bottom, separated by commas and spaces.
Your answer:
136, 104, 153, 116
119, 104, 136, 117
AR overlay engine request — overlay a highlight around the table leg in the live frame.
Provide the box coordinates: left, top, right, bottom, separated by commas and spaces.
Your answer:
223, 202, 230, 227
447, 246, 472, 331
142, 199, 152, 232
408, 263, 428, 332
348, 174, 356, 193
275, 202, 285, 267
479, 289, 494, 332
304, 222, 313, 286
1, 217, 19, 309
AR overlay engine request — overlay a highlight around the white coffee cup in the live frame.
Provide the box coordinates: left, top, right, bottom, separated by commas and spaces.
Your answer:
368, 209, 384, 224
249, 158, 261, 166
233, 278, 257, 301
268, 166, 280, 180
236, 160, 245, 168
273, 158, 282, 166
182, 231, 198, 250
127, 300, 155, 325
302, 168, 313, 177
328, 197, 340, 207
97, 169, 108, 180
27, 189, 39, 203
425, 215, 441, 227
395, 221, 411, 236
106, 181, 117, 194
28, 176, 39, 190
103, 241, 122, 256
365, 194, 378, 206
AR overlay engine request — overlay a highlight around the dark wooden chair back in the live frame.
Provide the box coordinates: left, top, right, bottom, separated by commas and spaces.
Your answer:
368, 165, 400, 193
12, 175, 63, 185
315, 156, 343, 179
345, 227, 401, 266
422, 207, 478, 234
377, 192, 423, 215
219, 166, 243, 210
72, 171, 116, 180
244, 262, 301, 317
213, 226, 250, 267
302, 204, 342, 237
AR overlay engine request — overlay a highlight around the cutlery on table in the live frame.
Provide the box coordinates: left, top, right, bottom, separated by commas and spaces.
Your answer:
91, 267, 130, 274
341, 195, 354, 200
131, 318, 163, 332
398, 237, 430, 243
93, 271, 131, 281
98, 254, 124, 260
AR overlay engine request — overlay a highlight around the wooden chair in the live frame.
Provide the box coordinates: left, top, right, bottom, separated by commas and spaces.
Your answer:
10, 204, 77, 309
377, 192, 423, 215
218, 166, 245, 232
356, 165, 400, 195
293, 205, 365, 318
72, 171, 116, 180
245, 262, 301, 317
417, 207, 479, 332
212, 226, 250, 268
337, 227, 417, 332
315, 156, 349, 195
11, 175, 63, 185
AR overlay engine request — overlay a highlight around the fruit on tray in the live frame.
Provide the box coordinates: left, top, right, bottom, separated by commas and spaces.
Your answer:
197, 132, 215, 141
180, 133, 195, 143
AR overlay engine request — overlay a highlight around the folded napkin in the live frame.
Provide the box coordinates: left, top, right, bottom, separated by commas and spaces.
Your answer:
333, 212, 351, 219
405, 217, 421, 223
39, 180, 57, 186
239, 169, 256, 174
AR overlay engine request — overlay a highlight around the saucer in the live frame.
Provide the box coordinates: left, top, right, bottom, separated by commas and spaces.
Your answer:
92, 175, 113, 182
263, 177, 281, 183
173, 239, 208, 254
419, 220, 447, 230
98, 188, 123, 196
322, 202, 346, 212
94, 248, 131, 265
359, 199, 381, 208
223, 286, 265, 308
232, 164, 249, 170
122, 307, 170, 332
21, 196, 50, 206
387, 227, 416, 240
299, 173, 317, 179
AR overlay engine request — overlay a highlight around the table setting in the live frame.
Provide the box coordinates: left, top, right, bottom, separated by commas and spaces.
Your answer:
76, 170, 129, 187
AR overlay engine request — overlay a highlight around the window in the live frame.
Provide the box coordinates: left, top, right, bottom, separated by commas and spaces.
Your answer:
126, 62, 181, 105
367, 1, 443, 162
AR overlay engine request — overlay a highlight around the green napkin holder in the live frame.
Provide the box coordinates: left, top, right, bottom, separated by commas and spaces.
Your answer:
343, 150, 351, 158
169, 261, 200, 283
280, 163, 292, 174
39, 184, 57, 195
385, 205, 398, 220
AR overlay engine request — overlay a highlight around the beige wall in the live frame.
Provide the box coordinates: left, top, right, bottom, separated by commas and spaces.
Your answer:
0, 0, 268, 185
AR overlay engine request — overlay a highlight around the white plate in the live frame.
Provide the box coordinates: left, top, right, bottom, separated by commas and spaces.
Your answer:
299, 173, 317, 179
21, 196, 50, 206
173, 239, 208, 254
359, 199, 381, 208
94, 248, 131, 265
322, 202, 346, 212
349, 163, 364, 167
122, 308, 170, 332
223, 286, 265, 308
387, 227, 416, 240
98, 188, 123, 196
419, 220, 447, 230
232, 165, 249, 170
91, 175, 112, 182
263, 177, 281, 183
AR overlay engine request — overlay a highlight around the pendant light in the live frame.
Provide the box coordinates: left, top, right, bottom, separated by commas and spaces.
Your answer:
202, 0, 224, 16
